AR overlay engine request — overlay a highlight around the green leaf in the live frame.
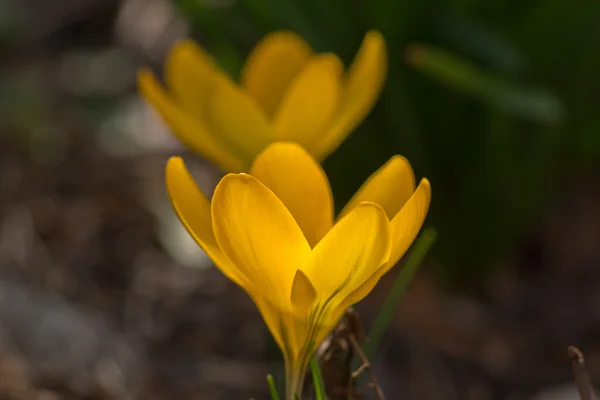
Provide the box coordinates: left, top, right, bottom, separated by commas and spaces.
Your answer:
406, 44, 564, 124
364, 228, 437, 361
310, 357, 326, 400
267, 375, 281, 400
434, 12, 528, 74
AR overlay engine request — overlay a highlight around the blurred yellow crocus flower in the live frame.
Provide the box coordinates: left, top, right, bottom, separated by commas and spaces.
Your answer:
165, 143, 429, 398
139, 31, 387, 172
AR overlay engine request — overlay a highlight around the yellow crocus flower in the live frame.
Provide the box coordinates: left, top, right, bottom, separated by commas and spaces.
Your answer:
165, 143, 430, 399
139, 31, 387, 173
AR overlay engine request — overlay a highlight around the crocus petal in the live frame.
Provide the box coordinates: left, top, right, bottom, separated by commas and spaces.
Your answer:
250, 293, 293, 359
165, 157, 246, 286
290, 270, 317, 313
165, 39, 218, 114
250, 143, 334, 247
211, 173, 311, 306
304, 202, 390, 302
339, 155, 415, 220
273, 54, 342, 145
335, 265, 385, 315
254, 293, 313, 369
241, 31, 313, 118
138, 70, 243, 172
208, 76, 274, 164
387, 178, 431, 271
311, 30, 387, 160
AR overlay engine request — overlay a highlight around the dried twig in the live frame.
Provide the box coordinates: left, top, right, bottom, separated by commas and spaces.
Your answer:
317, 309, 387, 400
568, 346, 594, 400
347, 332, 385, 400
317, 309, 360, 399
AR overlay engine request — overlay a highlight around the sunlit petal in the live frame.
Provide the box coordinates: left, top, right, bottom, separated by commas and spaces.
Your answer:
304, 202, 390, 302
211, 173, 311, 305
165, 157, 246, 286
387, 178, 431, 271
336, 265, 385, 314
339, 155, 415, 220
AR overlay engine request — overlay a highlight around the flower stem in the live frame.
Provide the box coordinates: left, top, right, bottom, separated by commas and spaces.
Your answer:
284, 359, 306, 400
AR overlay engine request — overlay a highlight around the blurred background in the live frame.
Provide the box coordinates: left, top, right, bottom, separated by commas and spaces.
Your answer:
0, 0, 600, 398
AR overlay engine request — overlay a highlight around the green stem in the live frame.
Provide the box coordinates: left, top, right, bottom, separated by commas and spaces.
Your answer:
363, 228, 437, 361
284, 359, 305, 400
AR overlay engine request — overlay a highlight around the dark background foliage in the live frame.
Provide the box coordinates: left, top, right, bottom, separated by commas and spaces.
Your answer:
176, 0, 600, 282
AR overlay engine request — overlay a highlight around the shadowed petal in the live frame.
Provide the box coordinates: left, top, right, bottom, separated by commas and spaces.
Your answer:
138, 70, 243, 172
273, 54, 342, 145
165, 39, 218, 115
250, 143, 334, 247
241, 31, 313, 118
290, 270, 317, 313
311, 31, 387, 160
208, 76, 274, 163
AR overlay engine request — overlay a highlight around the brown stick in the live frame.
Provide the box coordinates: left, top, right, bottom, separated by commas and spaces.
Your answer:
348, 333, 386, 400
568, 346, 594, 400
